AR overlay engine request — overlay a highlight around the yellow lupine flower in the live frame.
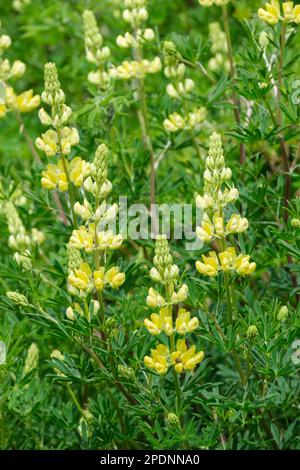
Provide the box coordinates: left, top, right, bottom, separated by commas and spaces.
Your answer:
3, 87, 15, 108
175, 308, 199, 335
196, 247, 255, 277
12, 89, 40, 113
69, 225, 94, 253
219, 247, 235, 271
94, 266, 125, 290
258, 1, 280, 24
69, 157, 91, 187
170, 283, 188, 304
163, 112, 185, 133
42, 158, 90, 191
97, 230, 123, 250
234, 254, 256, 276
187, 107, 207, 129
146, 287, 166, 308
112, 58, 161, 80
226, 213, 249, 234
196, 251, 219, 277
104, 266, 126, 288
196, 217, 214, 242
144, 344, 169, 375
68, 262, 93, 291
144, 306, 173, 336
93, 268, 105, 290
294, 5, 300, 23
283, 2, 294, 20
0, 104, 7, 118
170, 339, 204, 374
36, 129, 59, 157
213, 214, 224, 236
41, 161, 67, 191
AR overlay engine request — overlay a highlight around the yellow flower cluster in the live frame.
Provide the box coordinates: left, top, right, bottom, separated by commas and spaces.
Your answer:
145, 307, 199, 336
113, 0, 161, 80
82, 10, 111, 89
36, 127, 79, 157
111, 58, 161, 80
162, 41, 206, 133
195, 132, 256, 278
0, 22, 40, 119
163, 108, 207, 133
70, 225, 122, 253
196, 247, 256, 277
1, 199, 45, 270
144, 235, 204, 375
41, 157, 90, 192
258, 1, 300, 25
68, 262, 125, 294
67, 144, 125, 302
144, 340, 204, 376
208, 23, 230, 73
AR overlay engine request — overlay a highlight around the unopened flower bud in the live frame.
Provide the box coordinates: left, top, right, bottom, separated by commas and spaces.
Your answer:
277, 305, 288, 322
246, 325, 258, 339
6, 291, 29, 306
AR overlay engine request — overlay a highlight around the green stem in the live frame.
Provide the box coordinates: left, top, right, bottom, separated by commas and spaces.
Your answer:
169, 333, 182, 416
57, 127, 78, 228
66, 383, 84, 416
277, 21, 286, 127
83, 298, 90, 322
219, 237, 246, 386
223, 271, 233, 325
180, 57, 216, 85
165, 283, 182, 421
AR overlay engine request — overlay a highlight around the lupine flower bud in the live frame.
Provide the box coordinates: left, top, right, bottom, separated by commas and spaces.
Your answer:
246, 325, 258, 339
291, 218, 300, 228
166, 413, 180, 427
150, 267, 162, 283
23, 343, 39, 375
146, 287, 165, 308
118, 364, 135, 381
6, 291, 29, 306
10, 60, 26, 78
277, 305, 288, 322
74, 199, 93, 221
66, 306, 76, 321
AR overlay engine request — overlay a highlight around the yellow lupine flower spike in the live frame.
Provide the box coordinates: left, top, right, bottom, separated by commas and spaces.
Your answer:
144, 235, 205, 377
